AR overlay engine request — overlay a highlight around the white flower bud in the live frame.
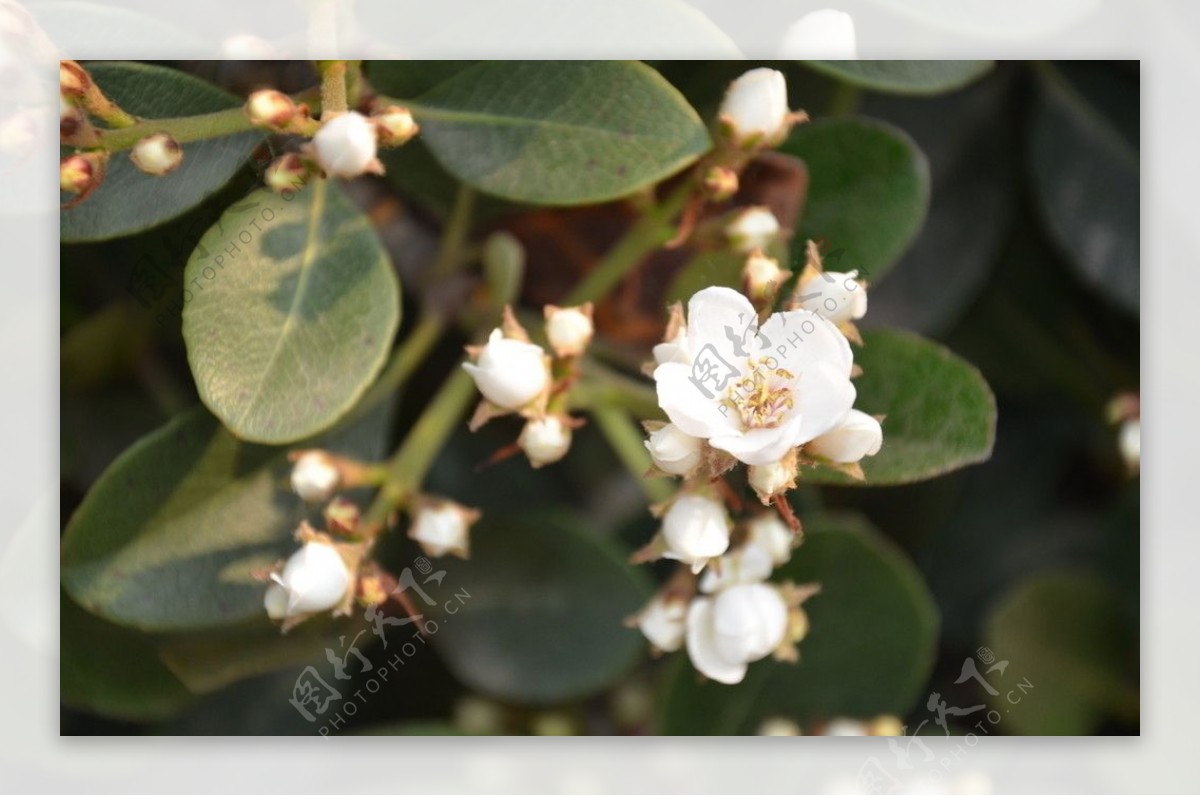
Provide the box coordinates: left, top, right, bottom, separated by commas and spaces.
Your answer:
796, 270, 868, 325
635, 594, 688, 653
685, 583, 788, 684
661, 494, 730, 570
727, 206, 780, 253
373, 105, 419, 146
645, 423, 703, 476
290, 451, 340, 502
744, 513, 797, 567
758, 717, 802, 736
742, 251, 790, 303
60, 151, 104, 195
823, 718, 869, 736
312, 111, 378, 178
265, 541, 352, 618
698, 542, 774, 594
519, 415, 572, 468
779, 9, 858, 59
245, 89, 296, 129
1118, 418, 1140, 474
462, 328, 549, 410
129, 133, 182, 176
408, 501, 479, 559
264, 153, 309, 195
719, 68, 791, 146
544, 303, 594, 357
806, 409, 882, 463
453, 696, 505, 735
748, 457, 797, 504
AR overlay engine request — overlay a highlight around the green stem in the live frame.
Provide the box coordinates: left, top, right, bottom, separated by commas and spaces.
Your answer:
321, 60, 349, 115
95, 107, 257, 151
363, 369, 477, 530
571, 360, 663, 420
590, 404, 674, 503
346, 312, 447, 424
565, 178, 695, 305
430, 185, 476, 279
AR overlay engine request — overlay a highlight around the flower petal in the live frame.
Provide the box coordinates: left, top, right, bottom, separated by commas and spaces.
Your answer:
685, 597, 748, 685
793, 361, 856, 445
709, 412, 806, 466
685, 286, 758, 367
761, 308, 853, 377
654, 362, 740, 439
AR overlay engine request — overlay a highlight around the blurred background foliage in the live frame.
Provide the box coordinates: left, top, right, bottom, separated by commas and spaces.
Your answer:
60, 60, 1138, 736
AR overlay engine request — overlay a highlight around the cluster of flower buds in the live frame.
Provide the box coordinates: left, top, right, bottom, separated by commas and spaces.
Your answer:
462, 304, 594, 470
630, 512, 818, 684
756, 713, 903, 736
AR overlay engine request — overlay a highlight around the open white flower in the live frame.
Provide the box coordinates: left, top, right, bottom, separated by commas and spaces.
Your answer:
645, 422, 703, 476
806, 408, 882, 463
312, 111, 379, 178
660, 494, 731, 570
720, 68, 791, 146
264, 541, 351, 619
795, 269, 868, 326
686, 582, 788, 684
653, 286, 856, 467
635, 594, 688, 653
463, 328, 549, 410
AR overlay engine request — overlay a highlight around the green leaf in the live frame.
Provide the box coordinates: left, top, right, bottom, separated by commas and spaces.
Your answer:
983, 571, 1138, 735
659, 514, 938, 734
780, 117, 929, 282
182, 182, 400, 444
426, 511, 652, 704
802, 329, 995, 486
61, 401, 392, 631
802, 61, 993, 95
1028, 63, 1138, 315
61, 591, 194, 721
405, 61, 711, 205
60, 62, 264, 243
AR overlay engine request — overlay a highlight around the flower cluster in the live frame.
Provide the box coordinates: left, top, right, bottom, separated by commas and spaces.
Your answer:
462, 304, 594, 469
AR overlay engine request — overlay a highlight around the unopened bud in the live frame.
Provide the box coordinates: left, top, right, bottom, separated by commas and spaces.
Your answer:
519, 415, 573, 468
264, 153, 310, 194
543, 303, 594, 358
867, 715, 905, 737
758, 717, 802, 736
702, 166, 739, 202
60, 151, 105, 195
747, 455, 797, 504
719, 67, 793, 147
59, 60, 90, 98
373, 105, 419, 146
462, 328, 550, 411
482, 231, 526, 307
245, 89, 296, 129
645, 423, 703, 476
290, 450, 341, 502
408, 500, 481, 559
312, 111, 379, 178
264, 540, 352, 620
742, 250, 790, 303
323, 497, 360, 534
727, 206, 780, 253
130, 133, 182, 175
59, 94, 85, 140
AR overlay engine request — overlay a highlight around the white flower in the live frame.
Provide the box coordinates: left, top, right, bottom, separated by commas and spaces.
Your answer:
130, 133, 182, 175
519, 415, 572, 468
312, 111, 378, 178
698, 542, 774, 594
462, 328, 549, 410
408, 501, 479, 559
660, 494, 731, 570
686, 583, 788, 684
635, 595, 688, 653
748, 457, 796, 503
719, 68, 791, 146
290, 451, 340, 502
795, 270, 868, 326
778, 9, 858, 59
645, 423, 703, 476
1118, 418, 1140, 473
744, 513, 797, 567
727, 206, 781, 253
653, 286, 856, 466
806, 408, 882, 463
264, 541, 351, 619
742, 251, 790, 303
823, 718, 869, 736
544, 303, 594, 357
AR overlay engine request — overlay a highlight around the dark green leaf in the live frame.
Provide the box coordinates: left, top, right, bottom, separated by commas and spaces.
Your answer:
426, 511, 652, 704
61, 401, 392, 631
983, 571, 1138, 735
61, 591, 194, 721
659, 513, 938, 734
365, 60, 477, 99
780, 117, 929, 282
406, 61, 711, 205
182, 182, 400, 444
60, 62, 264, 242
1028, 63, 1139, 315
803, 329, 996, 486
802, 61, 993, 95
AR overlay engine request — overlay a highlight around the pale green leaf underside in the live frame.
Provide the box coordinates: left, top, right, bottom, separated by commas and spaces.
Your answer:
406, 60, 712, 205
182, 181, 400, 444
